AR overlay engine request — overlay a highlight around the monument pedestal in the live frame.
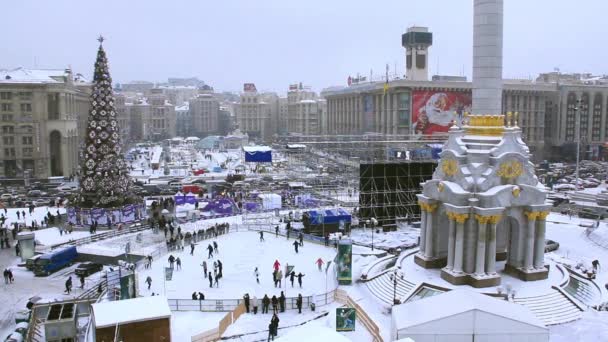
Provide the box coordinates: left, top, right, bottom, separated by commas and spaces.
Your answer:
414, 254, 446, 269
504, 264, 549, 281
441, 268, 501, 288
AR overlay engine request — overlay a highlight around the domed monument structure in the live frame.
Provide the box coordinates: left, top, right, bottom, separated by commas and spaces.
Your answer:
415, 0, 551, 288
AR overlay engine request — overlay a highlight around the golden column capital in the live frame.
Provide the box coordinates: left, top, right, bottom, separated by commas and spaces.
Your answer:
537, 211, 549, 221
524, 211, 540, 221
488, 215, 502, 225
452, 213, 469, 224
474, 214, 491, 225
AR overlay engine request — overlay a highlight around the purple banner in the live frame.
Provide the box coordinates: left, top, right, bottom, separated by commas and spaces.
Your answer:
91, 208, 107, 225
175, 195, 198, 206
244, 202, 260, 212
201, 198, 237, 215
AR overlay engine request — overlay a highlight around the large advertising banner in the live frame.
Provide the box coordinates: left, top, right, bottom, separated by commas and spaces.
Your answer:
91, 208, 107, 225
336, 308, 356, 331
412, 90, 471, 135
337, 240, 353, 285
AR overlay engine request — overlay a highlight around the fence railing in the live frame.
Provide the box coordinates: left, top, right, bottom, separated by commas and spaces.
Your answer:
49, 223, 151, 250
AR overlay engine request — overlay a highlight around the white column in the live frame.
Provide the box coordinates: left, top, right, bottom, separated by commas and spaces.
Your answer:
446, 215, 456, 270
534, 215, 547, 269
524, 214, 536, 270
419, 209, 427, 255
475, 218, 487, 276
485, 220, 498, 275
424, 210, 435, 258
453, 220, 465, 273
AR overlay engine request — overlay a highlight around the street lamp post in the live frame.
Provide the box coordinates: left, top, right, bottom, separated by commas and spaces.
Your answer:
370, 217, 377, 251
389, 267, 404, 305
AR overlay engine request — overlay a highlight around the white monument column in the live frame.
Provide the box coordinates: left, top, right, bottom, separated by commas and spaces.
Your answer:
424, 204, 436, 258
534, 212, 548, 269
446, 213, 456, 270
524, 212, 538, 270
474, 215, 488, 276
472, 0, 504, 115
485, 215, 500, 274
418, 207, 427, 255
452, 213, 468, 273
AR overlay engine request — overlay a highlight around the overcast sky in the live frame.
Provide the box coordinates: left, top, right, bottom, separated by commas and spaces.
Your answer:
1, 0, 606, 93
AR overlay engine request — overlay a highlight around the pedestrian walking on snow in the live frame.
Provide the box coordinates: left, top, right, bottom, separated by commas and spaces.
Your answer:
213, 241, 219, 254
214, 272, 220, 287
202, 261, 208, 277
244, 293, 251, 313
293, 240, 299, 253
276, 270, 283, 287
299, 233, 304, 246
168, 255, 175, 269
79, 274, 85, 289
275, 225, 279, 237
262, 295, 270, 314
207, 244, 214, 259
252, 295, 259, 314
271, 295, 278, 314
259, 231, 265, 242
271, 313, 280, 339
289, 271, 295, 287
146, 276, 152, 290
254, 267, 260, 284
3, 269, 9, 284
176, 257, 182, 270
65, 276, 72, 294
297, 272, 305, 288
208, 272, 213, 288
316, 258, 324, 271
296, 294, 303, 314
190, 243, 195, 255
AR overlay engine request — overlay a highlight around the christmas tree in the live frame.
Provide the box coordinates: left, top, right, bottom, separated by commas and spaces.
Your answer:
75, 37, 137, 208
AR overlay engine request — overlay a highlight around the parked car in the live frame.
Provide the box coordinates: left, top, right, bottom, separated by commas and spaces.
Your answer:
0, 193, 12, 201
27, 190, 43, 197
74, 262, 104, 277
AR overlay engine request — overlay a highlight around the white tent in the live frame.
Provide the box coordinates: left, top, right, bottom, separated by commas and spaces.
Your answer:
258, 193, 282, 210
391, 289, 548, 342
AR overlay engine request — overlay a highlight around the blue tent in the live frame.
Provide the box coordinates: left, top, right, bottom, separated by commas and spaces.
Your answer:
244, 146, 272, 162
306, 208, 351, 225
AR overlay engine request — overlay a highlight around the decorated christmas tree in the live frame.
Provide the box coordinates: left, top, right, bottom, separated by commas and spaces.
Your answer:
75, 37, 137, 208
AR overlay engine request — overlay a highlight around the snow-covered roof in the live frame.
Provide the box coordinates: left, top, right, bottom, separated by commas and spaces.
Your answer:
186, 136, 200, 141
0, 68, 73, 84
243, 146, 272, 152
175, 103, 189, 111
392, 289, 547, 331
287, 144, 306, 149
92, 296, 171, 328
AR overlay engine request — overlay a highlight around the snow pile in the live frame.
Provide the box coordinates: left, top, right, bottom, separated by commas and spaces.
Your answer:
349, 226, 419, 250
171, 311, 225, 341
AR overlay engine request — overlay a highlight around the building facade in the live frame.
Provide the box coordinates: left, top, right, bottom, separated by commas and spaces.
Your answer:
175, 102, 191, 137
322, 79, 555, 160
0, 68, 90, 179
190, 93, 220, 136
234, 91, 279, 141
286, 88, 325, 135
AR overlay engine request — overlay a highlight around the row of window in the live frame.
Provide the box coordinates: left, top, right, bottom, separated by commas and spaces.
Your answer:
0, 92, 32, 100
1, 103, 32, 112
2, 125, 34, 134
2, 136, 33, 145
2, 147, 34, 157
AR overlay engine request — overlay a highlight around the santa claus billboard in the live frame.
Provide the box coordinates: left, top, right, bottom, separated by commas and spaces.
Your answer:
412, 91, 471, 135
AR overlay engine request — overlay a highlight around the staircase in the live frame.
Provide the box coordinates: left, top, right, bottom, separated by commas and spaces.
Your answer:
365, 271, 417, 306
513, 290, 583, 326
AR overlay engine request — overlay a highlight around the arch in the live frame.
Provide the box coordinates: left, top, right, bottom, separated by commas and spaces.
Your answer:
49, 130, 63, 176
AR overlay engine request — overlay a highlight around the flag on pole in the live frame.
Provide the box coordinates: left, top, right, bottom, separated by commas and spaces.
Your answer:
325, 261, 332, 274
383, 64, 389, 95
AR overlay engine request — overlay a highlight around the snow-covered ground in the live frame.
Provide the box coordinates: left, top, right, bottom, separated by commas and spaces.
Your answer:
137, 231, 338, 299
33, 227, 91, 247
171, 311, 225, 341
349, 226, 419, 250
550, 311, 608, 342
0, 206, 66, 230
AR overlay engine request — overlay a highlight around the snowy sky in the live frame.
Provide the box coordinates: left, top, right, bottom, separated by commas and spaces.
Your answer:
0, 0, 606, 93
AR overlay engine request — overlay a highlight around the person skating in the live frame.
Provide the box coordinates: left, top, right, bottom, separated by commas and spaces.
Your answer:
297, 272, 305, 288
213, 261, 218, 278
190, 242, 195, 255
217, 260, 223, 276
168, 255, 176, 269
293, 240, 299, 253
146, 276, 152, 290
202, 261, 208, 278
279, 292, 286, 312
192, 292, 198, 300
290, 271, 295, 287
262, 294, 270, 314
207, 244, 214, 259
213, 241, 219, 254
316, 258, 324, 271
244, 293, 250, 313
259, 231, 265, 242
214, 272, 220, 287
271, 295, 278, 314
276, 270, 282, 287
65, 276, 73, 294
252, 295, 259, 314
176, 257, 182, 270
208, 272, 213, 288
254, 267, 260, 284
275, 225, 279, 237
79, 274, 85, 289
299, 233, 304, 246
296, 294, 303, 314
273, 259, 281, 272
